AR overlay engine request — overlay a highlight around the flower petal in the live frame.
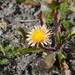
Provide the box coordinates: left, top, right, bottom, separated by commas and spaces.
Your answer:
28, 41, 33, 45
41, 42, 44, 46
31, 43, 36, 46
43, 42, 47, 45
26, 38, 31, 41
26, 35, 31, 37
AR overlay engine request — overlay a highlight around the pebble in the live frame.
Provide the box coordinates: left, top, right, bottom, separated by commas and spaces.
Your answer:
0, 30, 3, 35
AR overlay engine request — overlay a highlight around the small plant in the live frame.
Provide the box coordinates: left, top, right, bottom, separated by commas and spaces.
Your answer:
18, 0, 75, 75
0, 43, 40, 65
0, 44, 12, 65
43, 11, 54, 24
0, 44, 12, 56
5, 47, 39, 58
60, 2, 69, 19
0, 1, 75, 74
0, 58, 9, 65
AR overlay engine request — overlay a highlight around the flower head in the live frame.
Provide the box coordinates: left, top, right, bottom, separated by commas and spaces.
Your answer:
26, 25, 51, 47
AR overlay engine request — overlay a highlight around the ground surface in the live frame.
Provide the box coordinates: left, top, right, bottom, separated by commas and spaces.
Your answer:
0, 0, 75, 75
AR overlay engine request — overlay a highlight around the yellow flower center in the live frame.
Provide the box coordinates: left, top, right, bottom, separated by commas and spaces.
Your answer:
31, 29, 46, 43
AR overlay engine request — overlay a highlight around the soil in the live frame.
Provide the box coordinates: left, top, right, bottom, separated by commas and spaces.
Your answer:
0, 0, 75, 75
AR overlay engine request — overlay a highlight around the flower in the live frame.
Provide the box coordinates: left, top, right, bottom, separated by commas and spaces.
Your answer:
26, 25, 51, 47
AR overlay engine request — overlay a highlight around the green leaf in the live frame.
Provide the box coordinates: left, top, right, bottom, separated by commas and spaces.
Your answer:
48, 2, 59, 10
6, 50, 21, 58
62, 27, 75, 42
4, 45, 12, 51
69, 46, 75, 49
43, 52, 47, 55
43, 11, 54, 24
5, 48, 22, 58
57, 50, 67, 63
62, 50, 67, 58
60, 19, 75, 29
0, 44, 5, 55
5, 47, 40, 58
0, 58, 9, 65
16, 0, 26, 2
60, 3, 69, 19
18, 47, 40, 53
0, 44, 12, 55
5, 46, 41, 59
69, 6, 75, 13
44, 53, 56, 68
60, 19, 70, 29
56, 32, 62, 46
18, 28, 27, 41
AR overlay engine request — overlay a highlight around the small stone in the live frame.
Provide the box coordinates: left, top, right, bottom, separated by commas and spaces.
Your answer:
0, 30, 3, 35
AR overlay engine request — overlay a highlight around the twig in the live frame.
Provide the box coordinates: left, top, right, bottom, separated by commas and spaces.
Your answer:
40, 45, 56, 51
